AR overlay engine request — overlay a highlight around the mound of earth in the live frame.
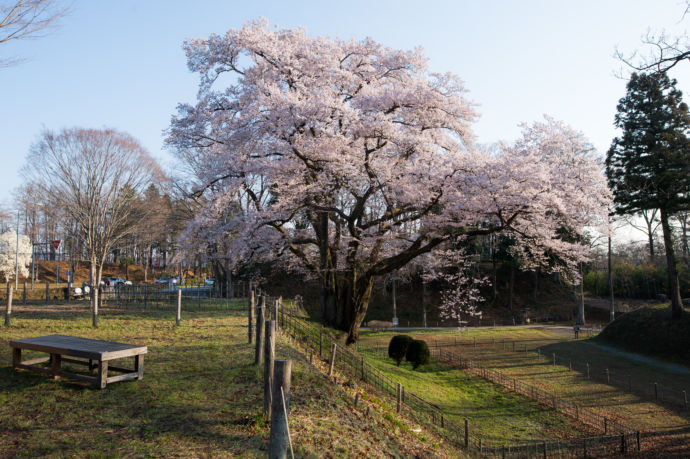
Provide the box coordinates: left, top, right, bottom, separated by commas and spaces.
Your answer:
597, 304, 690, 366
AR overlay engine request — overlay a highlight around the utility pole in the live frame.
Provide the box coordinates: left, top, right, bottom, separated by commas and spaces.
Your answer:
609, 233, 615, 322
14, 210, 19, 290
391, 276, 398, 327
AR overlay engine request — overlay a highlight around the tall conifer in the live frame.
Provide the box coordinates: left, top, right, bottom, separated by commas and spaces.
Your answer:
607, 72, 690, 318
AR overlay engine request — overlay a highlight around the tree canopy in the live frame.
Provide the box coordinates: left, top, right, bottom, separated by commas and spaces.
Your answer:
168, 20, 609, 343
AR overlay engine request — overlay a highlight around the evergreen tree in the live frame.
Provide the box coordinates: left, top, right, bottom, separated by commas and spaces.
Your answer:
606, 72, 690, 318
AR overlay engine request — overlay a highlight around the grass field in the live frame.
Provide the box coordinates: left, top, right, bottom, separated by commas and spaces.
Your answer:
357, 330, 599, 446
359, 325, 690, 454
0, 303, 461, 458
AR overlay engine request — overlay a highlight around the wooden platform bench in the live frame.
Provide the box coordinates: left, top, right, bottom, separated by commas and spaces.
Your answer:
10, 334, 147, 389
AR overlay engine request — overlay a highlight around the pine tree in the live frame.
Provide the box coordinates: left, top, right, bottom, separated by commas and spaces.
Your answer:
606, 72, 690, 319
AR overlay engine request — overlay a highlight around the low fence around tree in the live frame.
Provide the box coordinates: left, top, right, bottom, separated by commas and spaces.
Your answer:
269, 300, 642, 458
420, 335, 690, 412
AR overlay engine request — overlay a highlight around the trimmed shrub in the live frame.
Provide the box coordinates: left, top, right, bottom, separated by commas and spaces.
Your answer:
388, 335, 413, 366
406, 339, 430, 370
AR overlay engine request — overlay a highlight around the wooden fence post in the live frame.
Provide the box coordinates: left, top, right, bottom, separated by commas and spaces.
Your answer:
176, 289, 182, 326
606, 368, 610, 384
654, 382, 658, 399
329, 343, 337, 377
464, 418, 469, 447
397, 383, 402, 413
621, 433, 626, 454
254, 296, 265, 365
264, 320, 276, 420
93, 287, 101, 328
248, 290, 255, 344
22, 282, 26, 305
586, 362, 590, 379
269, 359, 292, 459
4, 286, 12, 326
45, 281, 49, 304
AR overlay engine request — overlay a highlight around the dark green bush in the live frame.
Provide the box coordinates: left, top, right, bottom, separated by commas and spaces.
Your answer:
406, 339, 430, 370
388, 335, 413, 366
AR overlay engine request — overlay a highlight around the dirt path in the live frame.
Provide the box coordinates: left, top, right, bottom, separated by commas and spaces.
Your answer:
586, 342, 690, 375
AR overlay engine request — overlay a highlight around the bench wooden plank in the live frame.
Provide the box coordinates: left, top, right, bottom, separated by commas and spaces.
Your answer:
21, 356, 50, 366
10, 334, 147, 389
106, 372, 140, 384
10, 335, 147, 361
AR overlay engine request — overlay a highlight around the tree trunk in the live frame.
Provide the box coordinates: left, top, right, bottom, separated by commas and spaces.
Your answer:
660, 209, 684, 318
608, 235, 615, 322
422, 280, 427, 328
89, 260, 97, 314
681, 215, 690, 266
491, 239, 498, 301
578, 262, 586, 325
344, 276, 375, 345
644, 210, 656, 261
533, 268, 539, 302
508, 263, 514, 312
648, 228, 655, 260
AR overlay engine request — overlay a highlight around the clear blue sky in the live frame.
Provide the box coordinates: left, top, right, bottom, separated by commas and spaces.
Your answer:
2, 0, 690, 220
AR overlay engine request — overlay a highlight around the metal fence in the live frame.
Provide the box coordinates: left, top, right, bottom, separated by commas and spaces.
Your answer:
425, 336, 690, 412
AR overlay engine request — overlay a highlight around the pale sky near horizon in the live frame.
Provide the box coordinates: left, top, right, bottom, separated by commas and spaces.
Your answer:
1, 0, 690, 245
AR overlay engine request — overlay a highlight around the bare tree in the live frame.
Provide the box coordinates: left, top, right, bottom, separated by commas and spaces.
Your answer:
1, 0, 68, 66
616, 2, 690, 72
622, 209, 661, 261
23, 128, 164, 326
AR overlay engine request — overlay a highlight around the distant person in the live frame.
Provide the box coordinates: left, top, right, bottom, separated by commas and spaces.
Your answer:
573, 323, 580, 339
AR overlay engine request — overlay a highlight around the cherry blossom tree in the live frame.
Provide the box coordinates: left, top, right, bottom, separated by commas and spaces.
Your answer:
168, 20, 610, 344
422, 247, 486, 327
0, 230, 31, 283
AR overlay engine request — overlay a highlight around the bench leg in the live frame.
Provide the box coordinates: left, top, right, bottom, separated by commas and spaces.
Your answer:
51, 353, 61, 379
135, 355, 144, 380
12, 348, 20, 368
98, 361, 108, 389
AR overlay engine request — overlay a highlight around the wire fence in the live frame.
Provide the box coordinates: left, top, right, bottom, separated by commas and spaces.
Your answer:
423, 335, 690, 412
269, 298, 644, 458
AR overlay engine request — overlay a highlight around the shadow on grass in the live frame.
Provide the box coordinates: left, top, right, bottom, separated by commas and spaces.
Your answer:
0, 366, 48, 392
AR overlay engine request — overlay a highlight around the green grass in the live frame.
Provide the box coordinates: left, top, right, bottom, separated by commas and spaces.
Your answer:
359, 326, 690, 436
0, 305, 462, 457
357, 332, 598, 446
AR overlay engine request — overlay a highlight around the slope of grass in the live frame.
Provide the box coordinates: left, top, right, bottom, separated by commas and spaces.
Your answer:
357, 331, 598, 446
366, 327, 690, 434
597, 303, 690, 365
0, 306, 461, 457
